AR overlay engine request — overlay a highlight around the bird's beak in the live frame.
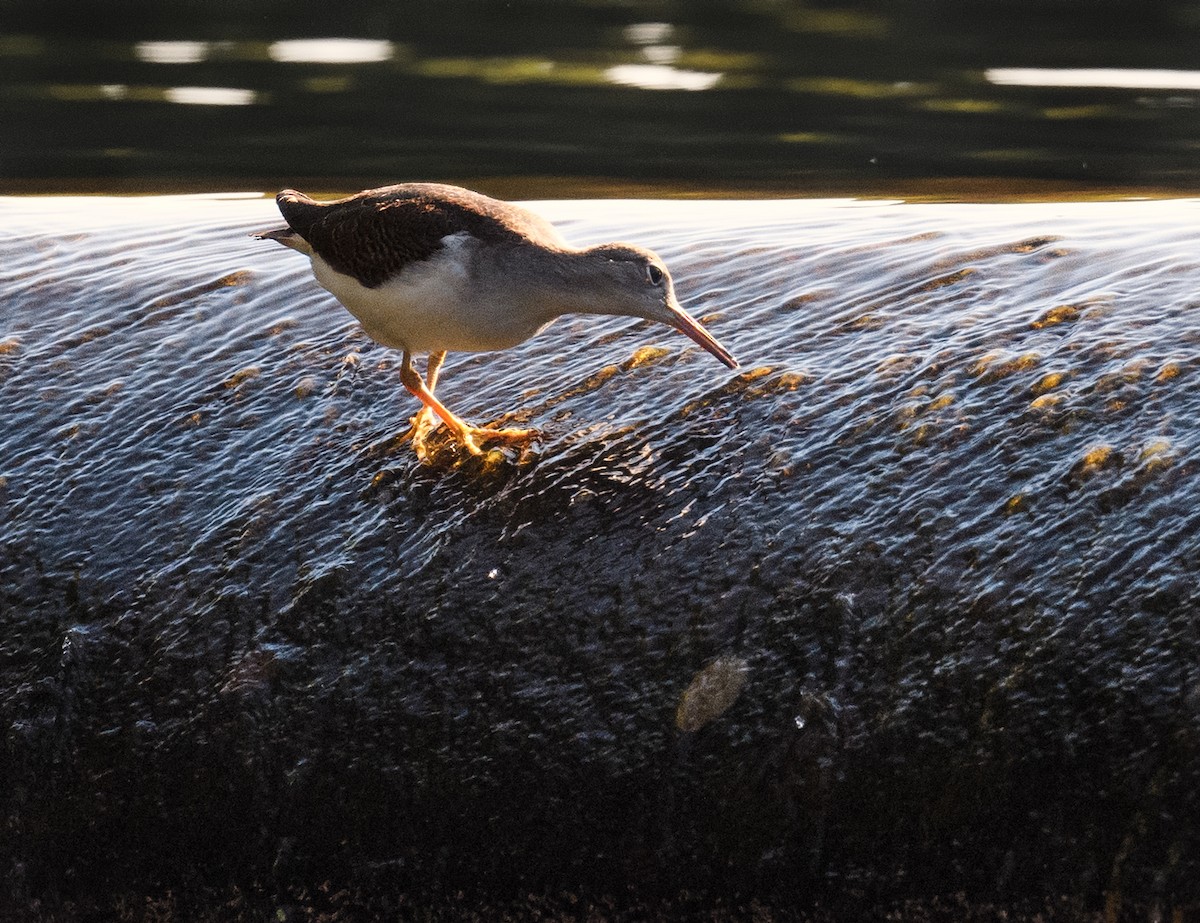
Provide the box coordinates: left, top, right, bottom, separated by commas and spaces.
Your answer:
666, 299, 739, 369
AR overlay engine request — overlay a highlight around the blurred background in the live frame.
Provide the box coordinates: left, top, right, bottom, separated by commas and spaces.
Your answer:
3, 0, 1200, 197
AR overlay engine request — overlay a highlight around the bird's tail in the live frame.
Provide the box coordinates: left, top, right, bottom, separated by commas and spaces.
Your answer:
252, 225, 313, 255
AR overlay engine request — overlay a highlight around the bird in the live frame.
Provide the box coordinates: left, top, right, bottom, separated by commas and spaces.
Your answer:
256, 182, 738, 456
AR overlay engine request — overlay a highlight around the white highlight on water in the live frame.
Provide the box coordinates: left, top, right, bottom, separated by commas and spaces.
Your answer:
268, 39, 395, 64
986, 68, 1200, 90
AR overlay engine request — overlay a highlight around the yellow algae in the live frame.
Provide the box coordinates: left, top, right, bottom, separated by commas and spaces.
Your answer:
216, 270, 252, 287
971, 351, 1040, 382
621, 345, 671, 371
738, 366, 775, 383
876, 354, 923, 377
925, 394, 955, 412
1003, 494, 1029, 515
908, 422, 934, 445
1068, 444, 1122, 485
1029, 393, 1063, 411
678, 367, 775, 417
1077, 445, 1117, 475
676, 656, 750, 733
578, 364, 620, 391
542, 365, 620, 410
1083, 445, 1113, 466
1031, 371, 1067, 395
1140, 440, 1174, 472
0, 336, 19, 355
70, 325, 114, 346
82, 380, 125, 406
1156, 362, 1181, 382
836, 311, 884, 332
222, 366, 261, 389
969, 351, 1003, 376
1096, 359, 1150, 392
148, 271, 254, 310
1012, 236, 1063, 253
1031, 304, 1081, 329
772, 371, 810, 392
919, 267, 975, 291
1123, 357, 1152, 378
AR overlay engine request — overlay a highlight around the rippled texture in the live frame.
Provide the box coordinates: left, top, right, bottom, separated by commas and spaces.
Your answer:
3, 195, 1200, 915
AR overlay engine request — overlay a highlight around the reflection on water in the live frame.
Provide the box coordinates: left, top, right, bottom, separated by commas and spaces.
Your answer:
605, 63, 723, 92
3, 1, 1200, 191
987, 67, 1200, 90
3, 194, 1200, 913
267, 37, 396, 64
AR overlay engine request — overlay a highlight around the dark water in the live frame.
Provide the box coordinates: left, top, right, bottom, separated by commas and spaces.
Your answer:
4, 0, 1200, 193
3, 194, 1200, 917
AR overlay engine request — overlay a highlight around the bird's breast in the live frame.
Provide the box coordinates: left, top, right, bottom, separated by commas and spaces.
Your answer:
309, 233, 554, 355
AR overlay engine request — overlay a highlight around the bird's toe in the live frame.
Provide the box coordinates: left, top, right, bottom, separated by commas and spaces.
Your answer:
470, 425, 540, 447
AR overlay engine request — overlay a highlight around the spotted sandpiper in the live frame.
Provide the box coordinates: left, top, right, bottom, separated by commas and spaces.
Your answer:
257, 182, 738, 456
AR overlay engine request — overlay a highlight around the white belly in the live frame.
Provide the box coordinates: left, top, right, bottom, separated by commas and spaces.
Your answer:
309, 233, 552, 354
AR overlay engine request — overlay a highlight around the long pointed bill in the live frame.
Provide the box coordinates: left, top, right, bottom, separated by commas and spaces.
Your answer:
667, 301, 739, 369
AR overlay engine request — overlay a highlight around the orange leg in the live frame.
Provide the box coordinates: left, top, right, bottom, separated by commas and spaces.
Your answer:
398, 351, 540, 457
399, 351, 483, 454
400, 350, 448, 446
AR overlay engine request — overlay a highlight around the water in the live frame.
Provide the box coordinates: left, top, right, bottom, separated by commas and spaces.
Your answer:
5, 0, 1200, 193
3, 194, 1200, 915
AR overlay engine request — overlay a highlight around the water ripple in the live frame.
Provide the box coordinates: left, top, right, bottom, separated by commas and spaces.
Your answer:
4, 194, 1200, 900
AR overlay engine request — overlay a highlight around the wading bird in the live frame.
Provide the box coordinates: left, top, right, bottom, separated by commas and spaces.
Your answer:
257, 183, 737, 455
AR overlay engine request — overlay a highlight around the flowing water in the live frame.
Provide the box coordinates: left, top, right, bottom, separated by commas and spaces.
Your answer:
3, 195, 1200, 915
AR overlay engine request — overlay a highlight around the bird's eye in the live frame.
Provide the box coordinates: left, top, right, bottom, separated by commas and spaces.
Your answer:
646, 263, 664, 285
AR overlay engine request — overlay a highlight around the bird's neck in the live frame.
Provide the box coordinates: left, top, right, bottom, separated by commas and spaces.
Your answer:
518, 247, 636, 320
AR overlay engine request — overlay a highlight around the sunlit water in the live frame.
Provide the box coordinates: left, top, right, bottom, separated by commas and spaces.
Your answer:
3, 195, 1200, 910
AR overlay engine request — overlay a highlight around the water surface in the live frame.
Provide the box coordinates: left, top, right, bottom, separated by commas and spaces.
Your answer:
4, 0, 1200, 192
3, 194, 1200, 915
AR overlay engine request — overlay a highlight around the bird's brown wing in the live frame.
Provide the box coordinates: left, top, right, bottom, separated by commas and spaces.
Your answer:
277, 184, 562, 289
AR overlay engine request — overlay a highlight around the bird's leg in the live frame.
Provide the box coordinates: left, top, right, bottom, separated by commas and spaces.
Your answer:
397, 351, 483, 455
398, 350, 448, 444
424, 349, 448, 394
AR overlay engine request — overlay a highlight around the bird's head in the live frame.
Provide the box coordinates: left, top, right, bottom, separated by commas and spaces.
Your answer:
575, 243, 739, 370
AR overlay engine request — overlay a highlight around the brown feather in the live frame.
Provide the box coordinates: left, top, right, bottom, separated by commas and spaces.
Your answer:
275, 184, 565, 289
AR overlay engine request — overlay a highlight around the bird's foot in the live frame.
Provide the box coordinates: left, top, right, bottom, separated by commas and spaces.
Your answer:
410, 424, 540, 467
395, 413, 437, 448
392, 413, 539, 464
467, 425, 539, 447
